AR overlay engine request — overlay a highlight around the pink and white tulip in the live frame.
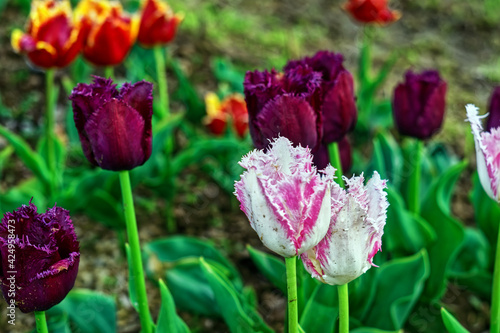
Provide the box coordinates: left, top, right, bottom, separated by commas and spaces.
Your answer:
301, 172, 388, 285
234, 137, 337, 258
466, 104, 500, 202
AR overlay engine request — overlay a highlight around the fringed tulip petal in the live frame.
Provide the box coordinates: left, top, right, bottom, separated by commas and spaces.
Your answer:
0, 202, 79, 313
234, 137, 336, 257
301, 172, 388, 285
466, 104, 500, 202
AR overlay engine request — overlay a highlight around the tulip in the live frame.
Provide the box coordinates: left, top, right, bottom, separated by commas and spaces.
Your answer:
11, 0, 84, 69
466, 104, 500, 202
204, 92, 248, 138
301, 171, 388, 285
392, 70, 447, 140
234, 136, 336, 258
243, 66, 323, 155
76, 0, 138, 66
0, 201, 80, 313
138, 0, 183, 47
487, 87, 500, 132
342, 0, 401, 25
69, 76, 153, 171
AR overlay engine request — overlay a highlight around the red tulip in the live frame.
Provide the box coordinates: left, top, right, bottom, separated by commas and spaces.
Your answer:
11, 0, 84, 69
342, 0, 401, 25
204, 93, 249, 138
138, 0, 183, 47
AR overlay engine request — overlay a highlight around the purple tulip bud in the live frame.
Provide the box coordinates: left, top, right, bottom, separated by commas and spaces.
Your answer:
487, 87, 500, 132
392, 70, 447, 139
285, 51, 357, 143
243, 66, 323, 151
301, 172, 388, 285
0, 201, 80, 313
69, 76, 153, 171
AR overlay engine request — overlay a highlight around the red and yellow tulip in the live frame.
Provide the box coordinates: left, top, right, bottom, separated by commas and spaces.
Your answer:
204, 93, 248, 138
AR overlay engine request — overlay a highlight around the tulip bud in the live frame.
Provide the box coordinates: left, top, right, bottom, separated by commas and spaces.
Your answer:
243, 67, 323, 152
138, 0, 183, 47
11, 0, 84, 69
392, 70, 447, 139
342, 0, 401, 25
285, 51, 357, 144
487, 87, 500, 132
234, 137, 337, 257
69, 76, 153, 171
76, 0, 138, 66
466, 104, 500, 202
204, 93, 249, 138
301, 172, 388, 285
0, 201, 80, 313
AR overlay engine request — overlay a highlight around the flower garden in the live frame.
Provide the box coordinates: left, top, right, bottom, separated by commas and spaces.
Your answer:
0, 0, 499, 332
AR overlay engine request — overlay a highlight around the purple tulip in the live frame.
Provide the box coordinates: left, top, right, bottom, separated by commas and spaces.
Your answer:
487, 87, 500, 132
69, 76, 153, 171
392, 70, 447, 139
243, 66, 323, 153
285, 51, 357, 144
0, 201, 80, 312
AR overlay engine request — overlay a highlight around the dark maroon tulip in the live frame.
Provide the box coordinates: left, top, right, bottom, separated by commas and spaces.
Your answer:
0, 201, 79, 313
392, 70, 447, 139
69, 76, 153, 171
244, 66, 323, 151
487, 86, 500, 131
285, 51, 357, 143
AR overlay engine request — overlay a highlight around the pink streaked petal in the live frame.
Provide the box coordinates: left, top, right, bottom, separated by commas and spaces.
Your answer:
300, 248, 325, 282
365, 171, 389, 264
481, 127, 500, 200
466, 104, 499, 201
234, 169, 296, 257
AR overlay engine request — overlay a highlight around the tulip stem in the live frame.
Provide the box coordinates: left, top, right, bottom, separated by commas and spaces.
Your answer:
491, 223, 500, 333
328, 142, 345, 188
118, 170, 153, 333
154, 46, 170, 119
45, 68, 57, 200
338, 283, 349, 333
34, 311, 48, 333
104, 66, 114, 79
285, 256, 298, 333
408, 139, 423, 214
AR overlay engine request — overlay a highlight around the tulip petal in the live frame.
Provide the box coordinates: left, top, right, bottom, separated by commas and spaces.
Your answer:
84, 99, 146, 171
487, 87, 500, 131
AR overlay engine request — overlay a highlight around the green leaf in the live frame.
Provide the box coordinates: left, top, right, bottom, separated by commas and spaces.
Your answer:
171, 59, 205, 123
211, 58, 245, 93
420, 161, 467, 300
351, 328, 402, 333
362, 250, 430, 330
0, 124, 50, 187
247, 245, 286, 293
441, 308, 470, 333
471, 172, 500, 250
299, 283, 338, 333
47, 289, 116, 333
0, 145, 13, 178
85, 189, 124, 229
200, 258, 273, 333
157, 279, 190, 333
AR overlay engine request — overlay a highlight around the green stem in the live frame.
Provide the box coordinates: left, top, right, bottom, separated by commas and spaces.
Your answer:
491, 223, 500, 333
338, 284, 349, 333
45, 69, 56, 201
118, 171, 152, 333
328, 142, 345, 188
408, 140, 423, 214
154, 45, 170, 119
34, 311, 48, 333
104, 66, 114, 79
285, 256, 298, 333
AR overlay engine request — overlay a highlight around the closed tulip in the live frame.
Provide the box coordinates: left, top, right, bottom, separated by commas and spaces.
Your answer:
11, 0, 84, 69
204, 93, 248, 138
301, 172, 388, 285
342, 0, 401, 25
138, 0, 183, 47
76, 0, 138, 66
466, 104, 500, 202
487, 87, 500, 132
234, 137, 337, 257
0, 201, 80, 313
392, 70, 447, 139
69, 76, 153, 171
244, 66, 323, 154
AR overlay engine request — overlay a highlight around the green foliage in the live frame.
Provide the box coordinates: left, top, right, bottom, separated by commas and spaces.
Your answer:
157, 279, 190, 333
441, 308, 470, 333
299, 283, 338, 333
247, 245, 286, 294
